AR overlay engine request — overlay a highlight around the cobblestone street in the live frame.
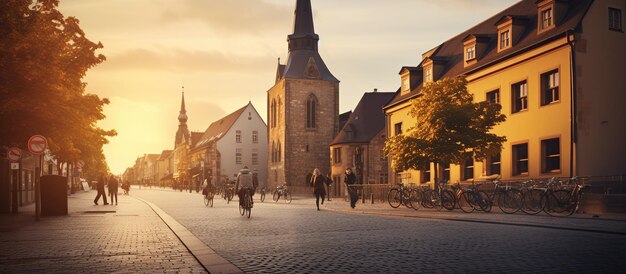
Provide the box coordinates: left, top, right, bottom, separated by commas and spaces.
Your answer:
134, 188, 626, 273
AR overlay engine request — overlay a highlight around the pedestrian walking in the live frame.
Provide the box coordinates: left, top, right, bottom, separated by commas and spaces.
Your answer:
325, 173, 332, 201
311, 168, 326, 211
108, 175, 119, 205
94, 175, 109, 205
344, 168, 357, 208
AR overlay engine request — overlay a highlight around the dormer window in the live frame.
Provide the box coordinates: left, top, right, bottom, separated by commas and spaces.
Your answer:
424, 66, 433, 83
465, 46, 476, 61
541, 7, 553, 30
537, 0, 568, 34
401, 76, 410, 94
499, 30, 511, 50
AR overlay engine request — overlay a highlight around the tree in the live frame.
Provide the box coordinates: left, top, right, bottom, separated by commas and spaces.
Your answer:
384, 76, 506, 187
0, 0, 115, 176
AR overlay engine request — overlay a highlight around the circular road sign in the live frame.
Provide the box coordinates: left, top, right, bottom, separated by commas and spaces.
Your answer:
7, 147, 21, 162
28, 135, 48, 155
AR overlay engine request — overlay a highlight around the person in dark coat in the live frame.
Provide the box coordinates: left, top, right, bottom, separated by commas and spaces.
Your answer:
94, 175, 109, 205
108, 175, 119, 205
311, 168, 326, 211
344, 168, 357, 208
325, 173, 332, 201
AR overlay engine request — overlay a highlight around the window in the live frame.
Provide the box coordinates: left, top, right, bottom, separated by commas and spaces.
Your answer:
270, 99, 276, 128
379, 173, 388, 184
277, 141, 282, 162
512, 143, 529, 176
394, 122, 403, 135
541, 8, 553, 30
333, 147, 342, 164
541, 70, 559, 105
252, 151, 259, 166
512, 81, 528, 113
462, 153, 474, 180
487, 153, 501, 176
236, 130, 242, 143
499, 30, 510, 50
401, 76, 410, 94
542, 138, 560, 173
486, 89, 500, 104
609, 8, 623, 31
465, 46, 476, 61
424, 66, 433, 83
271, 141, 275, 163
422, 168, 431, 183
441, 163, 450, 183
306, 96, 316, 128
252, 130, 258, 143
235, 148, 242, 165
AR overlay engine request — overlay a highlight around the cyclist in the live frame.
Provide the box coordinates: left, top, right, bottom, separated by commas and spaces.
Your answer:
235, 166, 254, 207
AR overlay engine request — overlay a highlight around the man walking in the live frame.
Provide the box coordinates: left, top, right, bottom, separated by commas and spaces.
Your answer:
94, 175, 109, 205
344, 168, 357, 208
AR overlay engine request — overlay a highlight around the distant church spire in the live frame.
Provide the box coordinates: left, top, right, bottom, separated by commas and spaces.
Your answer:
288, 0, 319, 52
175, 88, 190, 146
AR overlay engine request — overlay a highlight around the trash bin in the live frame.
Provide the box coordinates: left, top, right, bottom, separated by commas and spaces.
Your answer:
41, 175, 68, 216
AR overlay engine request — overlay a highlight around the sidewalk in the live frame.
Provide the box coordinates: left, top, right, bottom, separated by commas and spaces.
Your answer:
315, 196, 626, 235
0, 190, 209, 273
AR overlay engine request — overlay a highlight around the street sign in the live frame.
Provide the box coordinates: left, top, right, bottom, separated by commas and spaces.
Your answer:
27, 135, 48, 155
76, 160, 85, 168
7, 147, 21, 162
11, 163, 19, 170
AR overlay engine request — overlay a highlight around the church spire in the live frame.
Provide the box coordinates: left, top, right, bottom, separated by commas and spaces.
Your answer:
288, 0, 319, 52
175, 88, 190, 146
178, 89, 188, 123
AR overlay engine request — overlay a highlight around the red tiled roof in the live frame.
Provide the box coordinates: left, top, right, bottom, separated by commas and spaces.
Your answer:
193, 104, 249, 149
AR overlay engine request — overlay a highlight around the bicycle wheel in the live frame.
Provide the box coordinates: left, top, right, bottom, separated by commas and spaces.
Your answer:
260, 191, 265, 202
458, 191, 475, 213
227, 191, 233, 204
430, 191, 442, 210
420, 190, 434, 208
285, 192, 292, 203
239, 202, 245, 216
273, 191, 280, 202
441, 190, 456, 211
408, 189, 420, 210
544, 190, 573, 217
387, 189, 401, 208
204, 195, 209, 207
401, 189, 413, 209
246, 193, 252, 218
477, 191, 492, 212
521, 189, 544, 215
498, 189, 521, 214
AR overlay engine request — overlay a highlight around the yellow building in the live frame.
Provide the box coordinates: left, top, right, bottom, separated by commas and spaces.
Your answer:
384, 0, 626, 185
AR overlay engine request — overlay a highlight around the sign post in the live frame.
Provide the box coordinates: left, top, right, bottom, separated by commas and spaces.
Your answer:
28, 135, 48, 221
7, 147, 21, 214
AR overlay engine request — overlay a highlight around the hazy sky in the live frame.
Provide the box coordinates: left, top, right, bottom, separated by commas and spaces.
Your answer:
57, 0, 519, 174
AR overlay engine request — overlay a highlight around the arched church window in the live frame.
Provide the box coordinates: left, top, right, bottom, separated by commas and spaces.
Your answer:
306, 95, 317, 129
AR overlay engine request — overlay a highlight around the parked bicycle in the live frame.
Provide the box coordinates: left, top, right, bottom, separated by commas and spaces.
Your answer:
541, 177, 586, 217
272, 184, 292, 203
387, 183, 418, 209
259, 186, 266, 202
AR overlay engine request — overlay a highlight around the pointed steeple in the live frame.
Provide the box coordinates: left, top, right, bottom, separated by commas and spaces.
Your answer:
175, 88, 190, 146
281, 0, 338, 82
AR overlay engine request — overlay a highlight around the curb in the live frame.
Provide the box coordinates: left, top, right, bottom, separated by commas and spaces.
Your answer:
134, 196, 244, 274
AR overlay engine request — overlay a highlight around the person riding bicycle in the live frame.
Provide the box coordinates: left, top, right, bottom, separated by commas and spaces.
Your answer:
202, 176, 215, 196
235, 166, 254, 207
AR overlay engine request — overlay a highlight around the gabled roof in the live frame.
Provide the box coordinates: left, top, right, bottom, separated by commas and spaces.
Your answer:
193, 103, 249, 149
157, 150, 173, 161
331, 92, 395, 145
338, 110, 352, 132
385, 0, 593, 110
190, 132, 204, 147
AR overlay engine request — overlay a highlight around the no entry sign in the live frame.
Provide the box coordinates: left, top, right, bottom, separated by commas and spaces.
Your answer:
7, 147, 21, 162
28, 135, 48, 155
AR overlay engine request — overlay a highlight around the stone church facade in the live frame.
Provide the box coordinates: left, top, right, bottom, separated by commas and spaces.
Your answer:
267, 0, 339, 191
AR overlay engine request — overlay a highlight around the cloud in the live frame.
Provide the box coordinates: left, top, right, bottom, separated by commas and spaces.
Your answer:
160, 0, 290, 34
98, 48, 270, 73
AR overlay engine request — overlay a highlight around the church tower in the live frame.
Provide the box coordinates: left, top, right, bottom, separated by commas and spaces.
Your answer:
267, 0, 339, 190
175, 91, 190, 147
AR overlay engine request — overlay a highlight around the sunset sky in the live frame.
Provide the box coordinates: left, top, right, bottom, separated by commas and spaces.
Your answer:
57, 0, 518, 175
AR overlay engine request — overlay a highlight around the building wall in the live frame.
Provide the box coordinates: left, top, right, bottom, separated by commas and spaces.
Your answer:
385, 103, 422, 185
367, 129, 389, 184
217, 104, 268, 186
268, 80, 286, 188
575, 0, 626, 176
268, 78, 339, 190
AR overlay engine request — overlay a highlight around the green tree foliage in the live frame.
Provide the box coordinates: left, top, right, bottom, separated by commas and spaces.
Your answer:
384, 76, 506, 182
0, 0, 115, 176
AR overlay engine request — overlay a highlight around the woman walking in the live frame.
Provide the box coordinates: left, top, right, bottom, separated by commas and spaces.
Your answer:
311, 168, 326, 211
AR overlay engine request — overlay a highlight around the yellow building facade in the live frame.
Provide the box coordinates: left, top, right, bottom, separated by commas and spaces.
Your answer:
384, 0, 625, 185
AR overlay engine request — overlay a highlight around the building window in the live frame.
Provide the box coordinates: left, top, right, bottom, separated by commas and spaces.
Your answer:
462, 153, 474, 181
420, 163, 431, 183
486, 89, 500, 104
487, 153, 501, 176
277, 141, 282, 162
252, 130, 258, 143
270, 99, 276, 128
512, 143, 529, 176
441, 163, 450, 183
271, 142, 275, 163
609, 7, 623, 31
236, 130, 242, 143
252, 152, 258, 166
465, 46, 476, 61
424, 66, 433, 83
401, 76, 410, 94
306, 95, 317, 129
541, 70, 559, 105
512, 81, 528, 113
235, 148, 242, 165
542, 138, 560, 173
541, 8, 553, 30
379, 173, 388, 184
499, 30, 510, 50
394, 122, 402, 135
333, 147, 342, 164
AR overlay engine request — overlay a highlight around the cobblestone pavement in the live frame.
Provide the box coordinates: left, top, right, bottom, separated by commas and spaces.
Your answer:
134, 188, 626, 273
0, 191, 207, 273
